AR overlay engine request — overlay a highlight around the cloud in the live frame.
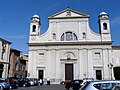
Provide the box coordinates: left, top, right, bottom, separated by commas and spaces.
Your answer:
111, 16, 120, 26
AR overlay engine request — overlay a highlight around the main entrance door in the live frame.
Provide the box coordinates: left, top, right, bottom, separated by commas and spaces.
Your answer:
65, 64, 73, 80
38, 70, 43, 79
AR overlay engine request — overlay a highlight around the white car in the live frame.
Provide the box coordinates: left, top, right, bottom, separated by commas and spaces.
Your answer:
0, 84, 3, 90
79, 80, 120, 90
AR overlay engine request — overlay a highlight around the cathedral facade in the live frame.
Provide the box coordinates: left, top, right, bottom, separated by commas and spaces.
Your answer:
28, 8, 115, 83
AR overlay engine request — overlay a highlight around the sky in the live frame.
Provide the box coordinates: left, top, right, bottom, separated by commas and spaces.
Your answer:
0, 0, 120, 54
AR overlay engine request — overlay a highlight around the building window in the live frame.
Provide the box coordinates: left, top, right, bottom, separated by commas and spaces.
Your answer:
66, 10, 71, 16
32, 25, 36, 32
103, 23, 107, 30
66, 32, 72, 41
15, 63, 18, 71
1, 52, 5, 60
16, 56, 19, 60
94, 52, 101, 59
1, 42, 6, 60
38, 53, 44, 59
61, 32, 77, 41
2, 42, 6, 48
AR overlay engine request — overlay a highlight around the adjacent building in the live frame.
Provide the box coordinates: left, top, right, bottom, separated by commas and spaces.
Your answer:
0, 38, 11, 78
8, 48, 21, 77
112, 46, 120, 80
28, 8, 120, 83
19, 54, 28, 78
8, 48, 28, 78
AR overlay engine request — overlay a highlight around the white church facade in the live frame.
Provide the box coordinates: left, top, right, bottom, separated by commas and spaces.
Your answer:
28, 8, 120, 83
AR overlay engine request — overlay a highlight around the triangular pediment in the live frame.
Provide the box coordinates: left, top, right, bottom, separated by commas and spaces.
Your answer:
48, 8, 90, 19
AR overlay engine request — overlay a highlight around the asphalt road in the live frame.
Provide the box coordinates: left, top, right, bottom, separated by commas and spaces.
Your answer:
13, 84, 67, 90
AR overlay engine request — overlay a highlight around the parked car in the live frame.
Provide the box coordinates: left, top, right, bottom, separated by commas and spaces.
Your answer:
80, 80, 120, 90
33, 79, 39, 86
38, 79, 44, 85
0, 84, 3, 90
0, 78, 11, 90
8, 77, 18, 89
112, 84, 120, 90
60, 80, 70, 85
83, 78, 96, 82
18, 78, 30, 87
27, 78, 34, 86
65, 79, 84, 90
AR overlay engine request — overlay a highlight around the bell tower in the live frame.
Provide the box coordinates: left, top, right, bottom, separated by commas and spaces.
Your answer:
98, 12, 111, 41
29, 14, 40, 41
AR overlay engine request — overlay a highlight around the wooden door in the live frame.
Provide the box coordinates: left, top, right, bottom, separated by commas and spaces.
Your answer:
38, 70, 43, 79
65, 64, 73, 80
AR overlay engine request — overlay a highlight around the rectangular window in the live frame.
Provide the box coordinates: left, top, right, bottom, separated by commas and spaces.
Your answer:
38, 53, 44, 59
39, 53, 44, 55
16, 57, 19, 60
1, 52, 5, 60
94, 52, 101, 59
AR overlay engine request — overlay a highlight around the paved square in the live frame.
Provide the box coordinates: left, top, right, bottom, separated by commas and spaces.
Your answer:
14, 84, 66, 90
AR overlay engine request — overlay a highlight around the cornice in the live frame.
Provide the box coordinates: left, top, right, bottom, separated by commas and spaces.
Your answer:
28, 41, 112, 46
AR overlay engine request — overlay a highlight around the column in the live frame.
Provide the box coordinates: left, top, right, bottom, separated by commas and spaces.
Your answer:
81, 48, 88, 78
88, 49, 94, 78
51, 50, 56, 79
74, 60, 79, 79
34, 50, 37, 78
78, 21, 82, 40
108, 49, 114, 80
79, 49, 83, 79
28, 50, 34, 78
46, 49, 51, 78
55, 50, 60, 82
102, 49, 109, 79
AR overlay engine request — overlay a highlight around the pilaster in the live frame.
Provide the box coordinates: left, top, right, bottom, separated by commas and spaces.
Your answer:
102, 49, 109, 79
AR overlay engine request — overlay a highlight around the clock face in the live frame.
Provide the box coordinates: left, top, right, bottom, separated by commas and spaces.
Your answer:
103, 35, 109, 39
31, 36, 36, 40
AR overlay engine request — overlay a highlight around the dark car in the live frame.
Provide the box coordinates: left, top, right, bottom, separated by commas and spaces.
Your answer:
33, 79, 39, 86
65, 79, 84, 90
8, 77, 18, 89
60, 80, 70, 85
18, 78, 30, 87
0, 78, 11, 90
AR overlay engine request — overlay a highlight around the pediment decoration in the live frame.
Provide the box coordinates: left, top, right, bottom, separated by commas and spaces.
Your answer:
60, 52, 77, 61
48, 8, 90, 19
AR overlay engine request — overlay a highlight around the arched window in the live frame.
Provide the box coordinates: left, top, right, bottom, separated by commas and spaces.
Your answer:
32, 25, 36, 32
61, 32, 77, 41
103, 23, 107, 30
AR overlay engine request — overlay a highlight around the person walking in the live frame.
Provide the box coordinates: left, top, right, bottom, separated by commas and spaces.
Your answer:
40, 79, 43, 85
47, 77, 50, 85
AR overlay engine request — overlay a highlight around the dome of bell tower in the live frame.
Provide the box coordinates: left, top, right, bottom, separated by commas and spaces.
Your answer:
32, 14, 39, 18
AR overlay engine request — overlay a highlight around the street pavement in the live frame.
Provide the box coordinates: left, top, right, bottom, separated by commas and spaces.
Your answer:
13, 84, 67, 90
